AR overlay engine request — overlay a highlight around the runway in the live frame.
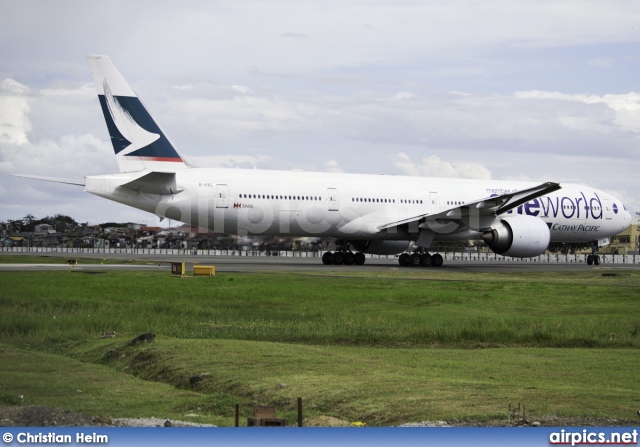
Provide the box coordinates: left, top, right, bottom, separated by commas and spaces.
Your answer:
1, 252, 639, 273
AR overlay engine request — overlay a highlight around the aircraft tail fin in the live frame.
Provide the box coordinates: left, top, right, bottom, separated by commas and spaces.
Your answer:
86, 55, 190, 173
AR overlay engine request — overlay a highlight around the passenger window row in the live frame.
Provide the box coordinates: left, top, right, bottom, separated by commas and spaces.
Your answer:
239, 194, 321, 201
351, 198, 425, 204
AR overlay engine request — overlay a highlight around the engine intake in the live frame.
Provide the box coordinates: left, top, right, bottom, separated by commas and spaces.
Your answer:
482, 215, 550, 258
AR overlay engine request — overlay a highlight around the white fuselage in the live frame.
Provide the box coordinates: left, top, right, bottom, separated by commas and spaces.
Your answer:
85, 167, 632, 245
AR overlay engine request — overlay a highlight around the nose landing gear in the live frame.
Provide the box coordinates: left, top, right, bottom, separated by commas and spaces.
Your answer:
586, 241, 601, 266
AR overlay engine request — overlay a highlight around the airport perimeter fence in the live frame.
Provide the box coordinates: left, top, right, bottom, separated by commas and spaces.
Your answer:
2, 246, 640, 264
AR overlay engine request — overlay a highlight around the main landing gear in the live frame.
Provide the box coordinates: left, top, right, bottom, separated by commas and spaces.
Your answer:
323, 240, 367, 266
586, 241, 601, 266
322, 251, 366, 266
398, 251, 443, 268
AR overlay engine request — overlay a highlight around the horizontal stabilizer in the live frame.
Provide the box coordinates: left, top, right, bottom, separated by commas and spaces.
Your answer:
12, 174, 85, 186
119, 171, 183, 195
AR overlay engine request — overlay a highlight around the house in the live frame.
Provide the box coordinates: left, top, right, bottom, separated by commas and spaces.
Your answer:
34, 223, 55, 235
600, 217, 640, 255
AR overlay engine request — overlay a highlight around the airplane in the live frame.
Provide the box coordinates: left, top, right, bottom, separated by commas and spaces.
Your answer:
14, 55, 633, 267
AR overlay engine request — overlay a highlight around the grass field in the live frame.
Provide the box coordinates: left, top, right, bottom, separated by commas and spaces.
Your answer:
0, 262, 639, 425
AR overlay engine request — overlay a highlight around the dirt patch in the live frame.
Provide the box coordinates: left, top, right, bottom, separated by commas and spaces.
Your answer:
0, 406, 214, 427
1, 405, 636, 427
0, 406, 112, 427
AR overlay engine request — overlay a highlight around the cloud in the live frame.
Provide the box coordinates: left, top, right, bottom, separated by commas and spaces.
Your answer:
1, 0, 640, 224
393, 92, 415, 99
231, 85, 251, 94
190, 154, 272, 169
325, 159, 344, 173
393, 153, 492, 179
0, 77, 114, 178
0, 79, 32, 145
514, 90, 640, 134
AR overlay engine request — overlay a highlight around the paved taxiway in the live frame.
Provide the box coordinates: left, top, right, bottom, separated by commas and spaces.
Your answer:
1, 253, 639, 273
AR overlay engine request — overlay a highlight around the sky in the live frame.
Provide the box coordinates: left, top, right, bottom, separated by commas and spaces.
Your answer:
1, 0, 639, 227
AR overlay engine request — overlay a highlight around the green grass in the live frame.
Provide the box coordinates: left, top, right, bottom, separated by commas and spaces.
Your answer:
0, 266, 639, 425
0, 343, 231, 426
1, 270, 639, 349
3, 338, 639, 426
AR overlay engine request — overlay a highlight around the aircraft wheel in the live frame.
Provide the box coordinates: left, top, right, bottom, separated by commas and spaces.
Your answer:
420, 253, 432, 267
410, 253, 422, 267
586, 255, 593, 265
399, 253, 410, 267
333, 252, 344, 265
354, 252, 366, 265
431, 253, 444, 267
594, 255, 600, 265
322, 252, 333, 265
344, 252, 355, 265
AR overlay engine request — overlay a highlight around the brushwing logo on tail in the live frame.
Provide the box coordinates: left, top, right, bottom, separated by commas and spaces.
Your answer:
98, 81, 183, 162
103, 81, 160, 156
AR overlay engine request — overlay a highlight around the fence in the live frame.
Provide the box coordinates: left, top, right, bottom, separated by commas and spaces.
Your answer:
2, 246, 639, 264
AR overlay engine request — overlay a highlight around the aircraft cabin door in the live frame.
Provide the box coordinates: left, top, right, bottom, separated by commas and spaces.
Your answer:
327, 188, 339, 211
429, 192, 440, 213
603, 198, 613, 220
216, 184, 229, 208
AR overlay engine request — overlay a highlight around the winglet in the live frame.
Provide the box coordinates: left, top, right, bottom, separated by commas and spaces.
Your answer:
494, 182, 561, 214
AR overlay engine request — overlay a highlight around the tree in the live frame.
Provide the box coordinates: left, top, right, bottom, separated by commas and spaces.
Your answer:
21, 214, 37, 232
45, 214, 79, 232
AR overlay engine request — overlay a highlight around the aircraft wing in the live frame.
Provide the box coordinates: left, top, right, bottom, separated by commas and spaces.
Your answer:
12, 174, 85, 186
378, 181, 561, 231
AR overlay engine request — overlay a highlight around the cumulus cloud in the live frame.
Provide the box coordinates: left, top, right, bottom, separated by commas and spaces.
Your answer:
393, 153, 492, 179
232, 85, 251, 94
0, 79, 32, 145
0, 134, 112, 177
325, 159, 344, 173
0, 77, 113, 178
514, 90, 640, 133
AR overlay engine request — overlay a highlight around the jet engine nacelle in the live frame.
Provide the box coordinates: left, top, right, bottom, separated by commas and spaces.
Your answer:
351, 240, 410, 255
481, 215, 550, 258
